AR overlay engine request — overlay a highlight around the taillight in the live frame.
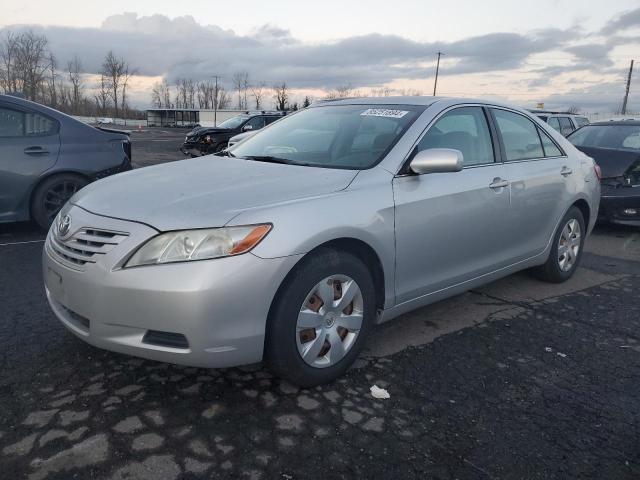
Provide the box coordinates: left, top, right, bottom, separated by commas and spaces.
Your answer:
594, 164, 602, 181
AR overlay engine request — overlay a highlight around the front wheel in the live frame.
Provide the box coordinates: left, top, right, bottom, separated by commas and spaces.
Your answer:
31, 174, 88, 230
265, 248, 376, 387
533, 206, 585, 283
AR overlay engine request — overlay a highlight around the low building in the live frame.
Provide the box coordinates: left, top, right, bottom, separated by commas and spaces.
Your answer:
146, 108, 250, 127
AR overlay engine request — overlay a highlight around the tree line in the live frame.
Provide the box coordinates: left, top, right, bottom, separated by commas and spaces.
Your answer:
1, 30, 423, 119
0, 30, 143, 119
151, 73, 305, 112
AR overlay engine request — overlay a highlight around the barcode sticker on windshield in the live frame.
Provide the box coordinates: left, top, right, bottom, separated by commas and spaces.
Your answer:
360, 108, 409, 118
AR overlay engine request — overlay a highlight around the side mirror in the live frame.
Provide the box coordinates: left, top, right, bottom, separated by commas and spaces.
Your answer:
242, 124, 254, 132
409, 148, 463, 174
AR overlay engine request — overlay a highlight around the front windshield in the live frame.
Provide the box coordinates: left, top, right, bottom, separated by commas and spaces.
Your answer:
569, 124, 640, 151
229, 104, 423, 169
217, 115, 249, 129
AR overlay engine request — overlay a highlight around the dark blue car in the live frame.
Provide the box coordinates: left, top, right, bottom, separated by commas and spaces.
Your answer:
0, 94, 132, 228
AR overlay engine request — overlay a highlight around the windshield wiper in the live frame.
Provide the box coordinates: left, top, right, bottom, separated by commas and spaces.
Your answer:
241, 155, 293, 165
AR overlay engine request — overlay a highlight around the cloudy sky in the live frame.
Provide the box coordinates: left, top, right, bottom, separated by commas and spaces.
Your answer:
2, 0, 639, 112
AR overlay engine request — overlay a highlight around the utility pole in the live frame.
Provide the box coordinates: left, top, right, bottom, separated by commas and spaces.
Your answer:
433, 51, 444, 96
212, 75, 222, 126
621, 60, 634, 115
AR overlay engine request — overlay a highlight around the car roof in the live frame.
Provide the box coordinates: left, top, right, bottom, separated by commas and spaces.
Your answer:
311, 96, 530, 110
587, 120, 640, 127
530, 110, 585, 116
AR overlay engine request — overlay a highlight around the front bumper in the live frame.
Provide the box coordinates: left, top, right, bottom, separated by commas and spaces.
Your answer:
600, 186, 640, 226
43, 205, 302, 368
180, 142, 207, 157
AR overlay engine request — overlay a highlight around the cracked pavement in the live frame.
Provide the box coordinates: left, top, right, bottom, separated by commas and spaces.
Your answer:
1, 132, 640, 479
1, 221, 638, 479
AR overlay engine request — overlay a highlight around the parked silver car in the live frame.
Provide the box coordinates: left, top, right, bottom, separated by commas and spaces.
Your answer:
43, 97, 600, 386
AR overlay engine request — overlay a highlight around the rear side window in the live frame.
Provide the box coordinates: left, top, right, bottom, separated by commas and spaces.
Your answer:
0, 107, 58, 137
417, 107, 494, 166
574, 117, 589, 128
548, 117, 561, 132
558, 117, 574, 136
244, 116, 266, 129
538, 128, 563, 157
492, 109, 544, 161
0, 107, 24, 137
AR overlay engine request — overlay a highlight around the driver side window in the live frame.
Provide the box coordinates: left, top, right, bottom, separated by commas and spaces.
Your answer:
417, 107, 495, 166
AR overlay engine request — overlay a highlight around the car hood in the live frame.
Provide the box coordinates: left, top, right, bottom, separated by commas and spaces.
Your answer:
71, 156, 358, 231
574, 146, 640, 178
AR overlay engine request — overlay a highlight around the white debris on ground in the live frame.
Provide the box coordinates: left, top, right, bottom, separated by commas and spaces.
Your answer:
557, 352, 567, 358
545, 347, 553, 352
370, 385, 390, 399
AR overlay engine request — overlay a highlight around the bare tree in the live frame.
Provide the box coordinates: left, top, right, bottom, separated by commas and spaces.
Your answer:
232, 71, 249, 109
567, 105, 580, 114
272, 82, 289, 111
251, 81, 267, 109
95, 74, 110, 116
371, 86, 393, 97
102, 50, 126, 120
46, 52, 58, 107
326, 84, 361, 100
67, 55, 83, 112
120, 65, 136, 124
0, 31, 19, 93
1, 30, 51, 100
217, 86, 231, 109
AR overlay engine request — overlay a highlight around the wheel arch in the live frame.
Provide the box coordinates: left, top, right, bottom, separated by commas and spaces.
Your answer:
28, 170, 92, 219
265, 236, 387, 341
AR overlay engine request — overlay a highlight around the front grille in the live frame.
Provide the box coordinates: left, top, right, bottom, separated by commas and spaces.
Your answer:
48, 227, 128, 270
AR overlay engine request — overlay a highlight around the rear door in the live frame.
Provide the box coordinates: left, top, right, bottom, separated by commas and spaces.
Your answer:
393, 106, 511, 303
0, 103, 60, 220
491, 108, 572, 260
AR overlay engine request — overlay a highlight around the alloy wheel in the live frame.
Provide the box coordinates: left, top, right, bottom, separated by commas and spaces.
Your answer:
557, 218, 581, 272
43, 181, 79, 222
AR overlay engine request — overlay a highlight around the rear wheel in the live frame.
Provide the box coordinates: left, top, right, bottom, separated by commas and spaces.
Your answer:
533, 206, 585, 283
266, 248, 375, 387
31, 174, 88, 229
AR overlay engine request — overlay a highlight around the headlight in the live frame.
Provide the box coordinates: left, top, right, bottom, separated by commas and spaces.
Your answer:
125, 224, 271, 268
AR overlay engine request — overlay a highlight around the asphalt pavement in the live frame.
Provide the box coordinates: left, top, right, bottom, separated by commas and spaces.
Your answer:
0, 129, 639, 479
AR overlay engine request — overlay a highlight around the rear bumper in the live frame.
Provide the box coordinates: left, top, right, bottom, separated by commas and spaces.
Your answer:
600, 186, 640, 226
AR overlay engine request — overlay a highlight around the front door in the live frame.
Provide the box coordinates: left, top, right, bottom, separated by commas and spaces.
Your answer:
393, 106, 511, 304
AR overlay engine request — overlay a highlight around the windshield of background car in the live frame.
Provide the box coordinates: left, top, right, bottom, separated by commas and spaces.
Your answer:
217, 115, 249, 129
229, 104, 424, 169
569, 125, 640, 151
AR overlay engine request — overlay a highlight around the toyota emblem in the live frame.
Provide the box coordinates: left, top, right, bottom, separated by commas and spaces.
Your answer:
57, 214, 71, 237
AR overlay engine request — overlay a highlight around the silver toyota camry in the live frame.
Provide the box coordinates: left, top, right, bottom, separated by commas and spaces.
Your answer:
43, 97, 600, 386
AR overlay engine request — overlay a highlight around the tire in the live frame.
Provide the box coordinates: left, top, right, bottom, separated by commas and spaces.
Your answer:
265, 248, 376, 387
533, 206, 585, 283
31, 174, 88, 230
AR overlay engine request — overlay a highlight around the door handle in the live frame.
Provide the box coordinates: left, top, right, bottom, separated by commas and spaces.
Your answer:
489, 178, 509, 189
560, 166, 573, 176
24, 146, 50, 155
